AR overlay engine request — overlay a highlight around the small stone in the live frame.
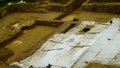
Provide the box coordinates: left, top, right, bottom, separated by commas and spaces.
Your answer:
85, 61, 88, 64
108, 38, 111, 40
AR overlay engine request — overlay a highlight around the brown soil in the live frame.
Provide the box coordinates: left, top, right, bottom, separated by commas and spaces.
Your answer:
50, 0, 70, 4
0, 12, 60, 64
1, 1, 120, 68
85, 63, 120, 68
5, 25, 56, 63
89, 0, 120, 2
62, 9, 120, 23
0, 62, 10, 68
0, 12, 61, 44
0, 48, 14, 62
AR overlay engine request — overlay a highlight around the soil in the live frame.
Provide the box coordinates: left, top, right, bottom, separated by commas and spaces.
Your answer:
0, 62, 10, 68
62, 9, 120, 23
0, 12, 61, 42
89, 0, 120, 2
0, 1, 120, 68
85, 63, 120, 68
0, 48, 14, 62
0, 12, 61, 64
5, 25, 56, 63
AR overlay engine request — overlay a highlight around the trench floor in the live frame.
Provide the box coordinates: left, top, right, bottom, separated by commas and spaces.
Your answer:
62, 9, 120, 23
5, 25, 57, 63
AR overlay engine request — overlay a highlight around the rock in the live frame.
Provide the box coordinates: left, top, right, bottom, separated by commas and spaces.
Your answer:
11, 23, 21, 30
13, 40, 23, 46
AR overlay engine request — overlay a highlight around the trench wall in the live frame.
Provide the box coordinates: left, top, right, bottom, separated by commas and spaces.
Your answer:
0, 0, 86, 18
0, 20, 64, 47
47, 0, 86, 14
0, 3, 43, 18
35, 20, 63, 27
89, 0, 120, 2
82, 0, 120, 14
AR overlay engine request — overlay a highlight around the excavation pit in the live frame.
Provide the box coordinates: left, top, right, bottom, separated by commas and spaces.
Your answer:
82, 0, 120, 13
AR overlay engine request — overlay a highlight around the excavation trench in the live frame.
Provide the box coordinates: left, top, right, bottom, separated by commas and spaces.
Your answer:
5, 25, 57, 63
3, 20, 64, 63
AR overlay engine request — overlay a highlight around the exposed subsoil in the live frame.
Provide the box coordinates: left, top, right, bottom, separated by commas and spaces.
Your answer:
85, 63, 120, 68
5, 25, 56, 63
1, 1, 120, 68
62, 9, 120, 23
0, 12, 60, 63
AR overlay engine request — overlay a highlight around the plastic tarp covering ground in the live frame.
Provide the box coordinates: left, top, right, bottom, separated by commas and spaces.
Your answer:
74, 18, 120, 68
11, 18, 120, 68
